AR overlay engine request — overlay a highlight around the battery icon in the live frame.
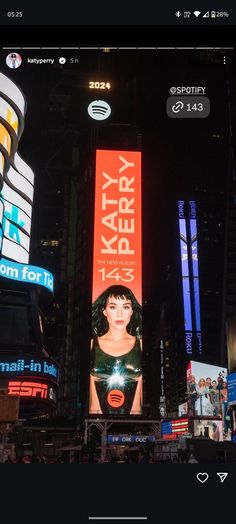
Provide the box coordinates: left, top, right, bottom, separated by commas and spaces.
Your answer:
211, 11, 216, 18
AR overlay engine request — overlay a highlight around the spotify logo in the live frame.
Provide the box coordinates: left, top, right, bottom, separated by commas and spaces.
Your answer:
107, 389, 125, 408
87, 100, 111, 121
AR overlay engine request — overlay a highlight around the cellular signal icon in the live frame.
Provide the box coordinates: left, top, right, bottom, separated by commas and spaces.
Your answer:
203, 11, 209, 18
193, 11, 201, 17
87, 100, 111, 121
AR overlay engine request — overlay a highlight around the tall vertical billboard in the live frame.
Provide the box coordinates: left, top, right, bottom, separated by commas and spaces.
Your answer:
178, 200, 202, 355
90, 150, 142, 415
0, 72, 54, 292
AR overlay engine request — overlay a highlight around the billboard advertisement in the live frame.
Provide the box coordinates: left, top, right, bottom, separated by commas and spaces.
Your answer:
0, 354, 58, 415
0, 72, 54, 293
0, 72, 34, 264
0, 257, 54, 292
227, 372, 236, 406
161, 419, 189, 440
7, 378, 57, 410
187, 361, 230, 436
178, 200, 202, 355
226, 316, 236, 373
178, 402, 188, 416
193, 419, 224, 441
0, 355, 58, 383
89, 150, 142, 415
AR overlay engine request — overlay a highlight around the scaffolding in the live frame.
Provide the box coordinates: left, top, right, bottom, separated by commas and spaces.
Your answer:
84, 418, 161, 462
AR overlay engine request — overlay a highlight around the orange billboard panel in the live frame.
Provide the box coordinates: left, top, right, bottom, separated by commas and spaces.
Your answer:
92, 150, 142, 303
90, 150, 142, 416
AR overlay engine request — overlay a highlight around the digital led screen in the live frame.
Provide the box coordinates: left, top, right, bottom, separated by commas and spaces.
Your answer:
161, 419, 189, 440
0, 72, 54, 293
0, 72, 34, 264
178, 200, 202, 354
7, 378, 57, 406
0, 355, 59, 382
187, 361, 229, 437
178, 402, 188, 416
89, 150, 142, 415
227, 372, 236, 406
193, 419, 224, 441
107, 435, 155, 444
0, 257, 54, 292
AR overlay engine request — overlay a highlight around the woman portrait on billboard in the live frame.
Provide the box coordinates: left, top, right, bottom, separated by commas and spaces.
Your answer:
195, 378, 214, 416
89, 284, 142, 415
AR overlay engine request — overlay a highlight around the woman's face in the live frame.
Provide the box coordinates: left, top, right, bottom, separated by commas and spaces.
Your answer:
199, 379, 205, 387
103, 295, 133, 330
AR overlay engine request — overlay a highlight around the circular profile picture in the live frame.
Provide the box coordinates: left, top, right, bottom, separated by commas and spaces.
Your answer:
6, 52, 22, 69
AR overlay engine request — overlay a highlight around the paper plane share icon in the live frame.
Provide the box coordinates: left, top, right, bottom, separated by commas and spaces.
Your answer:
217, 473, 228, 483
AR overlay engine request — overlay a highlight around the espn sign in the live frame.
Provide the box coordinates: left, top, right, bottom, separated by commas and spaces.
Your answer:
8, 381, 48, 399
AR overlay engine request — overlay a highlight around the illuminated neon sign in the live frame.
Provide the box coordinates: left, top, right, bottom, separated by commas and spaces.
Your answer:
0, 72, 53, 292
0, 257, 54, 292
8, 379, 57, 404
178, 200, 202, 354
107, 435, 155, 444
89, 81, 111, 90
0, 357, 58, 380
0, 72, 34, 264
8, 381, 48, 398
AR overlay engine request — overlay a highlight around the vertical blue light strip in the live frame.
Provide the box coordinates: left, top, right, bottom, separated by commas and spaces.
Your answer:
189, 201, 202, 354
178, 204, 193, 353
190, 218, 201, 331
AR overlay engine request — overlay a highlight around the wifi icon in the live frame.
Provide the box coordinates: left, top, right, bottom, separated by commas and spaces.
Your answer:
193, 11, 201, 17
87, 100, 111, 121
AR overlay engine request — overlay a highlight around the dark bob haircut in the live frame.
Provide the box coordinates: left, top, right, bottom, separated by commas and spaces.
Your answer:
92, 285, 142, 337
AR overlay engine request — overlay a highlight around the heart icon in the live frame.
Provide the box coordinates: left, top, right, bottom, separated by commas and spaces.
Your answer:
196, 472, 209, 484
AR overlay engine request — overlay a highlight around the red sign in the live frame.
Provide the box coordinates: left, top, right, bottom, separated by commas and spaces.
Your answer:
8, 381, 48, 398
163, 434, 178, 441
